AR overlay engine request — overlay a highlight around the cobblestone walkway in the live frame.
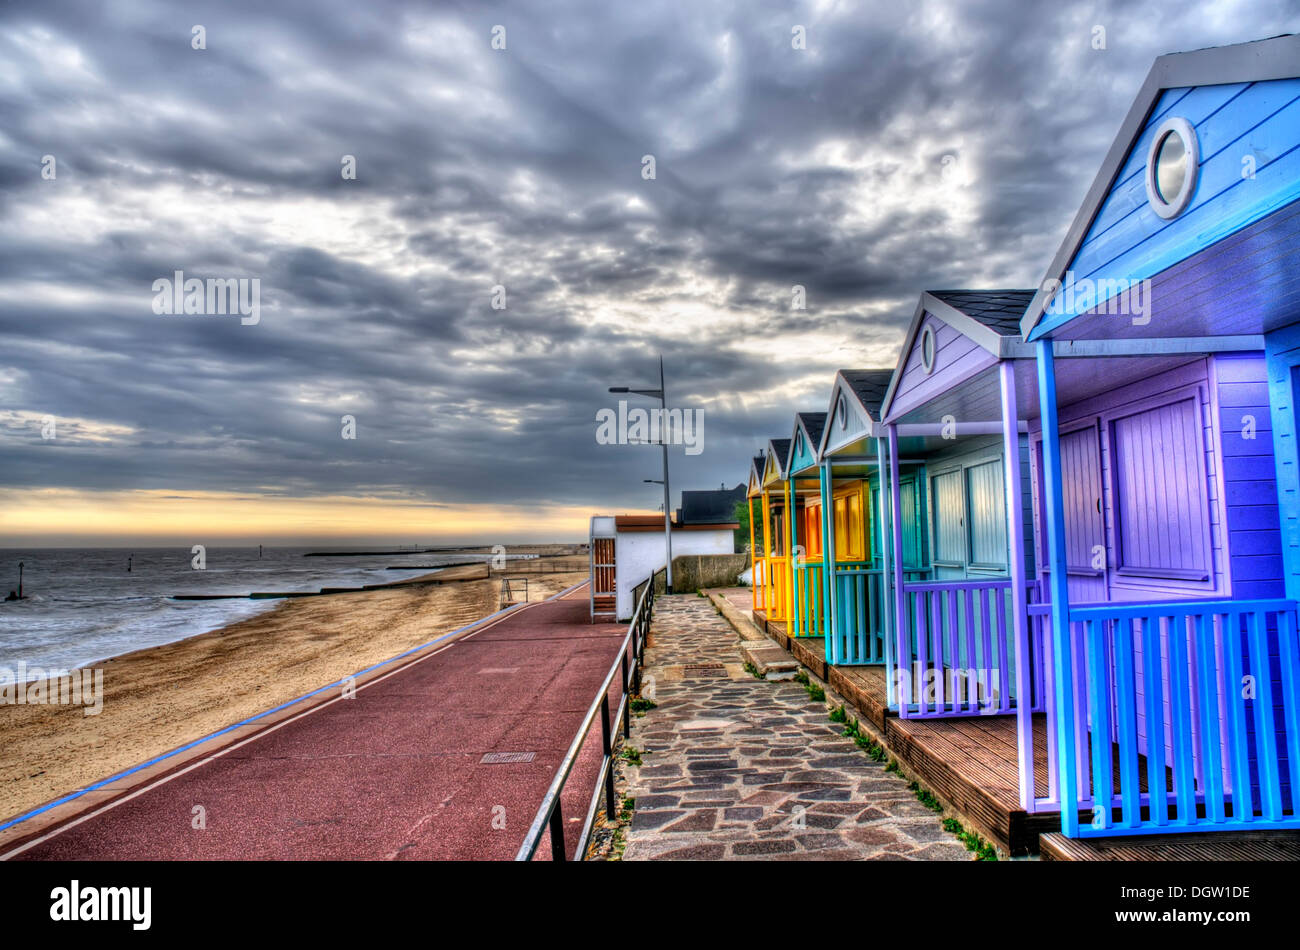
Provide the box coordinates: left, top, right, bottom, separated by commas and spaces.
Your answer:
621, 595, 969, 861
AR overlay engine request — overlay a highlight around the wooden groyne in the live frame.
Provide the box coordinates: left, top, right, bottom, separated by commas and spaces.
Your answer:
171, 563, 491, 601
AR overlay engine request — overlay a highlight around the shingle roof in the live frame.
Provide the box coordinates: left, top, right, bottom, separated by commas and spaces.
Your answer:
795, 411, 826, 449
768, 439, 791, 470
838, 370, 893, 418
930, 290, 1036, 336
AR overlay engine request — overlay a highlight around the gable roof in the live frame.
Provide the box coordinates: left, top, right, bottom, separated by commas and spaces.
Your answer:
879, 289, 1035, 421
817, 369, 894, 458
840, 371, 890, 419
764, 439, 791, 482
787, 411, 827, 475
1020, 33, 1300, 340
747, 453, 765, 497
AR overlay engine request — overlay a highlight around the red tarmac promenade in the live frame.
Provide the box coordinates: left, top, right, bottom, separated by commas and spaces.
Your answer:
1, 583, 628, 861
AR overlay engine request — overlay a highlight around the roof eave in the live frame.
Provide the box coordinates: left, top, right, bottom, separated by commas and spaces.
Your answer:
1021, 34, 1300, 340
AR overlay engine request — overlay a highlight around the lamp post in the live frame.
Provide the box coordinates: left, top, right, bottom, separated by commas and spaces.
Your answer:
610, 355, 674, 594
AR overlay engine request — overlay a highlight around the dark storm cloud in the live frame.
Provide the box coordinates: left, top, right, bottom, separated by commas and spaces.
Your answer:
0, 0, 1293, 524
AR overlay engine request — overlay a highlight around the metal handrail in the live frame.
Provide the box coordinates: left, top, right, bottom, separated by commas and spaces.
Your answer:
515, 566, 665, 861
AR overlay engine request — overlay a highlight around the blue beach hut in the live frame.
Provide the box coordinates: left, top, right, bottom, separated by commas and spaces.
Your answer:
1021, 34, 1300, 838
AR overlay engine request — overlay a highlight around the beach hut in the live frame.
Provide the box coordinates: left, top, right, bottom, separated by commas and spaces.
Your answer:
745, 452, 766, 605
1020, 34, 1300, 838
815, 370, 926, 665
876, 289, 1047, 809
785, 412, 829, 637
755, 438, 793, 622
877, 290, 1041, 695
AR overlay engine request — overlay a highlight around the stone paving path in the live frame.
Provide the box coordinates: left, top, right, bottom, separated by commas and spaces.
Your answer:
621, 595, 969, 861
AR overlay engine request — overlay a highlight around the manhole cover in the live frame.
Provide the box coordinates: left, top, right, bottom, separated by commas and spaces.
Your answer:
480, 751, 536, 764
684, 663, 727, 677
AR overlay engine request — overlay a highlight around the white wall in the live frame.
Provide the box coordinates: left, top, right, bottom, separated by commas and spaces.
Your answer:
615, 528, 733, 619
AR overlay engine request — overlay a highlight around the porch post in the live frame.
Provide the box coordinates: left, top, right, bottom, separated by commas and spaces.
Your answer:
760, 489, 771, 616
889, 424, 909, 715
1000, 360, 1033, 810
748, 495, 757, 612
876, 436, 893, 676
1036, 339, 1079, 837
786, 474, 799, 635
821, 460, 838, 664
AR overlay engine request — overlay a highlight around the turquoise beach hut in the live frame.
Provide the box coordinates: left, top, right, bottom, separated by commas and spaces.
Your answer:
815, 370, 926, 666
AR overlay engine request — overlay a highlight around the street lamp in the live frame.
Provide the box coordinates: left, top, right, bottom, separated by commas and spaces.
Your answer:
609, 355, 674, 594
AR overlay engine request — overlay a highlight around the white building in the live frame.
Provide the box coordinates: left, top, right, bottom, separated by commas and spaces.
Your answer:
589, 510, 737, 621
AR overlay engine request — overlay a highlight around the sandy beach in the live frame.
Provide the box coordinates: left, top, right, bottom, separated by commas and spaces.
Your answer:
0, 560, 588, 824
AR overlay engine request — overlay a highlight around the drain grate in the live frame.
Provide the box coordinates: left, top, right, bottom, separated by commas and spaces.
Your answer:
684, 663, 727, 677
480, 751, 536, 764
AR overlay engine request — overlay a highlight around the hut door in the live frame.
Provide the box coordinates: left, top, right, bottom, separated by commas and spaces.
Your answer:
1037, 425, 1107, 603
930, 469, 966, 580
899, 474, 925, 573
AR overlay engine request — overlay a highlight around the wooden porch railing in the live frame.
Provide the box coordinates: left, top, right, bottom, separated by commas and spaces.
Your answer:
829, 563, 886, 664
1045, 597, 1300, 838
826, 564, 930, 666
763, 554, 792, 622
894, 577, 1044, 718
792, 558, 826, 637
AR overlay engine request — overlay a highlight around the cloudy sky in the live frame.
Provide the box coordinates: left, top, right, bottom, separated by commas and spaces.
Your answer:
0, 0, 1294, 545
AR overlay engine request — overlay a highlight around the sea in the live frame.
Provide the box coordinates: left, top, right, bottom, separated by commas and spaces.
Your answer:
0, 546, 504, 679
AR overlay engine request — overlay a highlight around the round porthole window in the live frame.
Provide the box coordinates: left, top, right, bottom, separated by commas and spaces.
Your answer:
1145, 117, 1199, 220
920, 324, 937, 375
836, 394, 848, 429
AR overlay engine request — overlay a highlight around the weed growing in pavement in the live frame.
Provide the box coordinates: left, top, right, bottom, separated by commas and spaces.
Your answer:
621, 747, 643, 766
942, 817, 998, 861
792, 668, 824, 701
836, 713, 889, 761
908, 780, 944, 813
630, 697, 657, 713
743, 661, 765, 679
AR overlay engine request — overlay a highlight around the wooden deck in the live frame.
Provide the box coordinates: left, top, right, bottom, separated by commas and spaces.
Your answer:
744, 596, 1300, 858
1041, 830, 1300, 861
